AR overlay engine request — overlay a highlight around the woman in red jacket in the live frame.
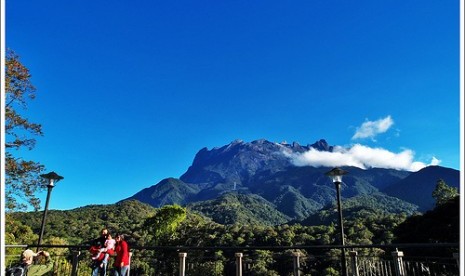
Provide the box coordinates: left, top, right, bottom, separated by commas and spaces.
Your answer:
113, 234, 130, 276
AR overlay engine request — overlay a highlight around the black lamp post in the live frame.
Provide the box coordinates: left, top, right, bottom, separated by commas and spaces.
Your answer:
325, 167, 348, 276
37, 171, 64, 251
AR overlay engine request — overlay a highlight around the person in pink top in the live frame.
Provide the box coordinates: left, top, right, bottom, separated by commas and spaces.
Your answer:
93, 233, 116, 267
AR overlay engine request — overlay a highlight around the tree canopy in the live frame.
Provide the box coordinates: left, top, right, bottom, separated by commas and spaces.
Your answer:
5, 49, 46, 211
432, 179, 458, 206
7, 197, 459, 275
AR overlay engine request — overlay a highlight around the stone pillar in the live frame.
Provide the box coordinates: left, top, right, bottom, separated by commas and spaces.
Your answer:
235, 252, 243, 276
71, 251, 81, 276
349, 251, 359, 276
453, 253, 459, 269
128, 252, 133, 276
179, 252, 187, 276
391, 250, 405, 276
293, 252, 301, 276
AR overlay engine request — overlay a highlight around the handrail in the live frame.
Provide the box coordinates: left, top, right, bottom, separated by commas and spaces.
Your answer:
6, 242, 460, 251
5, 243, 459, 276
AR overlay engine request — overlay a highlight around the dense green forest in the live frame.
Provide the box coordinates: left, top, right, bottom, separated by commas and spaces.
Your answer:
4, 200, 406, 275
6, 194, 459, 275
6, 199, 411, 247
6, 180, 458, 247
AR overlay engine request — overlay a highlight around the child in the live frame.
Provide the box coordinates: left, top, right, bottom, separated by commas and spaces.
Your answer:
92, 233, 116, 266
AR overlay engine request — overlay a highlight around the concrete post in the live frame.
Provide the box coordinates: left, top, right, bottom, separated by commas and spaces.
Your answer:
293, 252, 301, 276
70, 251, 81, 276
127, 252, 132, 276
349, 251, 359, 276
235, 252, 243, 276
391, 250, 405, 276
453, 253, 459, 269
179, 252, 187, 276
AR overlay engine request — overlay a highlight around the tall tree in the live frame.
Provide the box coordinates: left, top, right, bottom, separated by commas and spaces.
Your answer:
432, 179, 458, 206
143, 205, 187, 245
4, 49, 46, 211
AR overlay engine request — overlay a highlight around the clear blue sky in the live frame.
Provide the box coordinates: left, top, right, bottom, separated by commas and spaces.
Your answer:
6, 0, 462, 210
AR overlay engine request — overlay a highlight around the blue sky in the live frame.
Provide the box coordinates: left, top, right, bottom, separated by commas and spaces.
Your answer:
6, 1, 462, 210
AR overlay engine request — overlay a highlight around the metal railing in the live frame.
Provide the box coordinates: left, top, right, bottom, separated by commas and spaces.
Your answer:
5, 243, 460, 276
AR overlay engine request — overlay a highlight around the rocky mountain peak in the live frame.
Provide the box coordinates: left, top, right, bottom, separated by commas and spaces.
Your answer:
125, 138, 459, 223
309, 139, 333, 151
180, 139, 335, 185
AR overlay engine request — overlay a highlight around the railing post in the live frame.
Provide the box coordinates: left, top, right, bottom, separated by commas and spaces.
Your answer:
128, 252, 133, 276
453, 253, 459, 269
178, 252, 187, 276
452, 253, 460, 271
70, 251, 81, 276
235, 252, 243, 276
391, 250, 405, 276
349, 251, 359, 276
293, 252, 301, 276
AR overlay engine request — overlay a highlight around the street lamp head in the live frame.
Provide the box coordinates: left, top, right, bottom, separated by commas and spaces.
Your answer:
325, 167, 348, 184
40, 171, 64, 187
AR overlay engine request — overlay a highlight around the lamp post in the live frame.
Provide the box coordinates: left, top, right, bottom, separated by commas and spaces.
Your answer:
37, 171, 64, 251
325, 167, 348, 276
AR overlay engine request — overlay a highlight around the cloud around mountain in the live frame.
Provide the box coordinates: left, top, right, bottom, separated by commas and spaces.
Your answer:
284, 144, 440, 172
284, 115, 438, 171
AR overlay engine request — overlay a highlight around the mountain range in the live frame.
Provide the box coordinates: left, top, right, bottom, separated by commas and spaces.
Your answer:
123, 139, 460, 225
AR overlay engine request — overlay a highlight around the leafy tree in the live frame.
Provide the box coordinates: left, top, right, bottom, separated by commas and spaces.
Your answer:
4, 49, 45, 211
8, 200, 156, 245
44, 236, 69, 257
432, 179, 458, 206
143, 204, 187, 245
393, 196, 459, 258
249, 250, 278, 275
4, 213, 39, 260
323, 267, 339, 276
4, 213, 38, 245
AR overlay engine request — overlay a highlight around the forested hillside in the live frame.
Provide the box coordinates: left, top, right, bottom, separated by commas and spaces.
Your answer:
7, 193, 459, 275
8, 195, 458, 249
187, 192, 291, 225
6, 200, 156, 245
8, 199, 406, 248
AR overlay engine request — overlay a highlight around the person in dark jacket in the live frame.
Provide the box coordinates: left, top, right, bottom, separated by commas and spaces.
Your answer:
91, 228, 109, 276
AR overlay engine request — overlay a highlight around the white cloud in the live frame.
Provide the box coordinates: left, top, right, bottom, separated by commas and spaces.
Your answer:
430, 157, 441, 166
285, 144, 441, 172
352, 116, 394, 140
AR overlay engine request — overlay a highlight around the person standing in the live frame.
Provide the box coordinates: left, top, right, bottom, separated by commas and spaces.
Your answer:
93, 233, 116, 267
5, 249, 54, 276
113, 234, 130, 276
91, 228, 109, 276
